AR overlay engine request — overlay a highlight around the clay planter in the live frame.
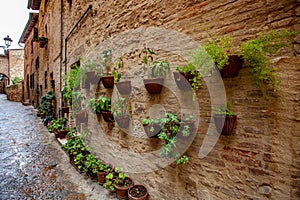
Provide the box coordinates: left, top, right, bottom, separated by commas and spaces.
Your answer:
101, 111, 114, 122
39, 40, 47, 48
81, 79, 90, 89
97, 163, 114, 185
143, 77, 164, 94
116, 80, 132, 95
76, 111, 88, 125
114, 177, 134, 200
69, 154, 83, 174
87, 71, 100, 85
173, 72, 193, 91
61, 107, 69, 114
218, 55, 244, 78
115, 115, 130, 129
213, 114, 237, 135
128, 184, 149, 200
102, 75, 114, 88
55, 129, 69, 139
143, 123, 162, 138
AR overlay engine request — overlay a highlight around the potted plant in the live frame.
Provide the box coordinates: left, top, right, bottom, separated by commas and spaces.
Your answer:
239, 29, 296, 95
100, 50, 115, 88
112, 97, 131, 129
97, 163, 114, 185
82, 154, 103, 179
128, 184, 149, 200
87, 97, 101, 114
83, 59, 101, 85
141, 118, 163, 138
213, 103, 237, 135
139, 45, 169, 94
204, 35, 244, 78
113, 168, 134, 199
98, 96, 114, 122
114, 57, 132, 95
47, 117, 68, 138
37, 35, 48, 48
173, 46, 212, 91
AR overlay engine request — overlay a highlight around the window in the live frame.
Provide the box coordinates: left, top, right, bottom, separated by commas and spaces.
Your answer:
44, 71, 47, 89
35, 57, 39, 70
33, 28, 38, 42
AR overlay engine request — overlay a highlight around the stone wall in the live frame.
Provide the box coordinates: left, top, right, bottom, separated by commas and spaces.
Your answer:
8, 49, 24, 82
37, 0, 300, 199
6, 82, 23, 102
0, 55, 8, 77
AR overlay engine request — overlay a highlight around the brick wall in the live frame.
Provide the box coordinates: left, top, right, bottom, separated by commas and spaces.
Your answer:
36, 0, 300, 199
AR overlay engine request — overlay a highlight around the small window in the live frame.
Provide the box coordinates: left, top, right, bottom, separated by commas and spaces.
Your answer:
44, 71, 47, 89
33, 28, 38, 42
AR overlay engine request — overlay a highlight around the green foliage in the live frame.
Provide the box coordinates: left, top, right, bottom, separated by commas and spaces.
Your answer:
112, 97, 129, 117
175, 154, 189, 165
112, 57, 124, 83
37, 36, 48, 42
87, 96, 111, 113
38, 91, 55, 120
213, 102, 235, 116
47, 118, 67, 132
11, 77, 23, 84
62, 65, 80, 103
100, 50, 113, 75
204, 35, 233, 69
149, 60, 169, 77
138, 44, 155, 68
239, 29, 297, 94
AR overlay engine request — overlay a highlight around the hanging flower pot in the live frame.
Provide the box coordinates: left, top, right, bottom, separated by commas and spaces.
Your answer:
115, 115, 130, 129
143, 78, 164, 94
213, 114, 237, 135
101, 110, 114, 122
218, 55, 244, 78
143, 123, 162, 138
87, 71, 100, 85
128, 184, 149, 200
116, 80, 132, 95
173, 71, 193, 91
102, 75, 114, 88
114, 177, 134, 199
76, 111, 88, 125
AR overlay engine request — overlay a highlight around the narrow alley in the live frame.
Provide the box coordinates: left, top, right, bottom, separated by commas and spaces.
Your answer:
0, 94, 116, 200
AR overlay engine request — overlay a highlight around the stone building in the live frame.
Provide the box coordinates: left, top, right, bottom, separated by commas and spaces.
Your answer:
21, 0, 299, 199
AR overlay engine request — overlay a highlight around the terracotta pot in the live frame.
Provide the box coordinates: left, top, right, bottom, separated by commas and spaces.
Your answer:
102, 76, 114, 88
115, 115, 130, 129
116, 80, 132, 95
114, 177, 134, 199
61, 107, 69, 114
55, 129, 69, 139
101, 111, 114, 122
97, 163, 114, 185
173, 72, 193, 91
218, 55, 244, 78
87, 71, 100, 85
81, 79, 90, 89
213, 114, 237, 135
143, 78, 164, 94
143, 123, 162, 138
76, 111, 88, 125
128, 184, 149, 200
39, 40, 47, 48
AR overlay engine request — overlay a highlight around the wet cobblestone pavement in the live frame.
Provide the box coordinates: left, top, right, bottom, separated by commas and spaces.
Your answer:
0, 94, 117, 200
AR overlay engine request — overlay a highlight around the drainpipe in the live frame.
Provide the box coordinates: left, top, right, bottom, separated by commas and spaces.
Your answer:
59, 0, 63, 118
63, 4, 92, 74
62, 4, 92, 116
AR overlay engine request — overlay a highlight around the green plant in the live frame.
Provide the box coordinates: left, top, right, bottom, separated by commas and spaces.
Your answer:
62, 65, 80, 104
47, 118, 67, 132
149, 60, 169, 77
72, 91, 85, 114
112, 97, 129, 117
112, 57, 124, 83
100, 50, 113, 75
239, 29, 297, 94
204, 35, 233, 69
138, 44, 155, 70
213, 102, 235, 116
37, 35, 48, 42
11, 77, 23, 84
103, 172, 115, 191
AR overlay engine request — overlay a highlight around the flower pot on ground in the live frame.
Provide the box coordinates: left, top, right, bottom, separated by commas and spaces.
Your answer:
114, 176, 134, 200
47, 118, 67, 136
101, 111, 114, 122
128, 184, 149, 200
213, 103, 237, 135
116, 80, 132, 95
97, 163, 114, 184
76, 111, 88, 125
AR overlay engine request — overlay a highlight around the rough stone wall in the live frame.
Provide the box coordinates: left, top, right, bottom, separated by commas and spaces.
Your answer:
38, 0, 300, 199
0, 55, 8, 77
6, 82, 23, 102
8, 49, 24, 82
